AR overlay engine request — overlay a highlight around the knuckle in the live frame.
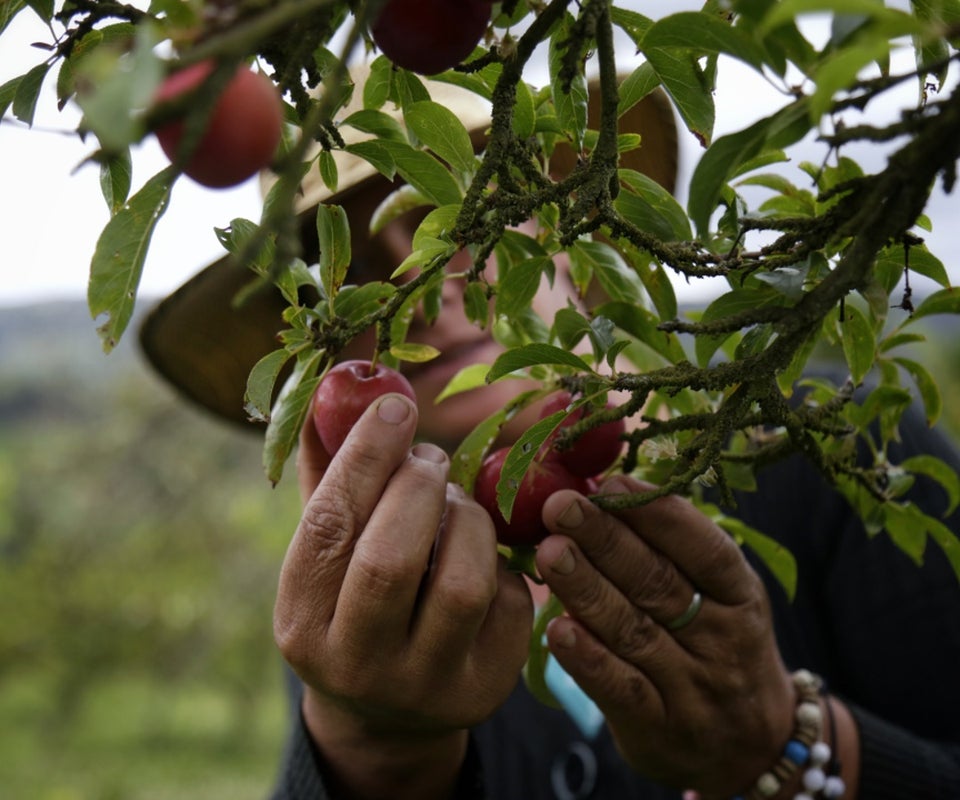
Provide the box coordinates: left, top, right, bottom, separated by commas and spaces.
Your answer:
628, 552, 678, 606
616, 610, 661, 662
351, 541, 421, 597
434, 570, 496, 620
300, 491, 358, 548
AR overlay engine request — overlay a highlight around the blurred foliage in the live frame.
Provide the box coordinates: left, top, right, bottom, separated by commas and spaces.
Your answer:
0, 304, 301, 799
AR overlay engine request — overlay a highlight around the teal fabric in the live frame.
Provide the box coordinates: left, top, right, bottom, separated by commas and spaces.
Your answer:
544, 654, 605, 739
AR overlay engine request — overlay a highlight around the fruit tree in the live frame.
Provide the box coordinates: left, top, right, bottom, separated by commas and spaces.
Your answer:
4, 0, 960, 603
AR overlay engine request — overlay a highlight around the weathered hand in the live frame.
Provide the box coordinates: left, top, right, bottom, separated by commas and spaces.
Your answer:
536, 475, 795, 798
274, 393, 532, 798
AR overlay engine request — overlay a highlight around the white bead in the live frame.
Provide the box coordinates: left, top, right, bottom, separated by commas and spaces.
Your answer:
758, 772, 781, 797
802, 766, 826, 792
793, 793, 815, 800
810, 741, 832, 764
793, 669, 816, 689
823, 775, 847, 797
797, 701, 822, 726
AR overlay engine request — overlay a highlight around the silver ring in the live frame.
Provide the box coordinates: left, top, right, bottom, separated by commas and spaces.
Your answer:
665, 591, 702, 631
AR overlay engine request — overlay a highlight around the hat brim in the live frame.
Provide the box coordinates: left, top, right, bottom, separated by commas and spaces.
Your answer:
139, 85, 680, 430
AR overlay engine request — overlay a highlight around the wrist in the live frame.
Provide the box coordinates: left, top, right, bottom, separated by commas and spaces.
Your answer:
301, 687, 469, 800
731, 670, 849, 800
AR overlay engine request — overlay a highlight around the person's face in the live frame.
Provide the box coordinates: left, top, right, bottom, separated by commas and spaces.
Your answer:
337, 183, 584, 451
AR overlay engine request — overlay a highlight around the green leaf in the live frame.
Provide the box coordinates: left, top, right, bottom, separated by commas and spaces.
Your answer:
910, 288, 960, 321
548, 18, 588, 151
694, 288, 776, 367
379, 140, 462, 206
341, 108, 407, 142
497, 256, 552, 318
512, 80, 536, 140
486, 344, 592, 383
892, 356, 941, 427
616, 168, 693, 242
98, 148, 133, 214
900, 455, 960, 516
925, 516, 960, 586
594, 301, 687, 363
449, 389, 542, 491
709, 507, 797, 600
434, 363, 490, 404
88, 166, 175, 352
1, 0, 27, 36
463, 281, 490, 328
522, 592, 564, 709
333, 281, 395, 319
570, 240, 645, 305
642, 46, 715, 146
390, 342, 441, 363
344, 140, 397, 181
497, 412, 568, 522
12, 62, 50, 126
883, 502, 927, 566
554, 307, 593, 351
316, 204, 352, 298
318, 149, 338, 193
0, 74, 21, 119
405, 100, 477, 177
688, 99, 810, 236
837, 304, 876, 385
263, 353, 324, 486
643, 11, 767, 72
610, 6, 654, 45
245, 348, 294, 422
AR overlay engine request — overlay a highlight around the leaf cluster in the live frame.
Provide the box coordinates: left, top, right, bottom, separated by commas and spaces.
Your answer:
3, 0, 960, 588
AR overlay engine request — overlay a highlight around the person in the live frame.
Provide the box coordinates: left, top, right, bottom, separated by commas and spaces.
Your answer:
139, 68, 960, 800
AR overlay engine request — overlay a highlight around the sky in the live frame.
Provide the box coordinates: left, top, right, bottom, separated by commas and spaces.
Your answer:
1, 4, 957, 313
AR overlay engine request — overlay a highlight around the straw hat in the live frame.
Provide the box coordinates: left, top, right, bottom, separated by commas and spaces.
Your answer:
139, 67, 680, 429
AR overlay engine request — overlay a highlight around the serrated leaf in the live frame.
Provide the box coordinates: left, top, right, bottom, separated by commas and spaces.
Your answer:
342, 108, 407, 142
513, 80, 536, 140
0, 74, 22, 119
548, 19, 588, 151
333, 281, 395, 319
405, 100, 477, 177
595, 301, 687, 363
486, 344, 592, 383
318, 149, 338, 193
88, 166, 175, 352
245, 348, 294, 422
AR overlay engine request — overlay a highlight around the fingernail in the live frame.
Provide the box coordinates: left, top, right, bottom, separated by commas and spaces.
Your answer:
412, 442, 447, 464
550, 546, 576, 575
377, 394, 412, 424
556, 498, 584, 529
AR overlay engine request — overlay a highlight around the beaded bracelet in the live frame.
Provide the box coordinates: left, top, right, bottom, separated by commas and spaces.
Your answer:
734, 669, 838, 800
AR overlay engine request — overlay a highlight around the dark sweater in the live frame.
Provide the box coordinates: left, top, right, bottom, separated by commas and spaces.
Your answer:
271, 403, 960, 799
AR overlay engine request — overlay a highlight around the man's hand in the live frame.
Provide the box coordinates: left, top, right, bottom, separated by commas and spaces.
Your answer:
536, 476, 795, 798
274, 394, 532, 799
